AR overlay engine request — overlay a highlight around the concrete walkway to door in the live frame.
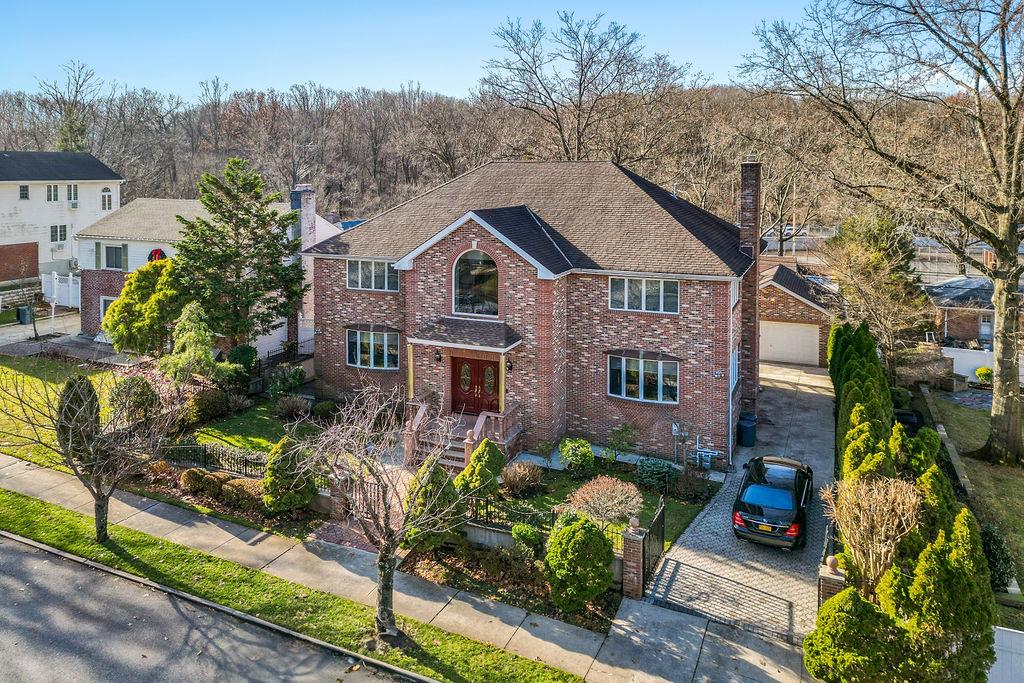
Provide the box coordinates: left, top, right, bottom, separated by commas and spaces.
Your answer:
646, 363, 835, 643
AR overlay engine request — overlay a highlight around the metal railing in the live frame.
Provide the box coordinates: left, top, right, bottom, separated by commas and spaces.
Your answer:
465, 496, 555, 531
162, 439, 330, 489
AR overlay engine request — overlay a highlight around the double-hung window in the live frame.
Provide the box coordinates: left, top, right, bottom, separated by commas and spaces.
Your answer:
607, 354, 678, 404
731, 346, 740, 391
101, 187, 112, 211
49, 225, 67, 242
346, 329, 399, 369
609, 277, 679, 313
347, 259, 399, 291
104, 245, 124, 270
46, 184, 59, 202
18, 185, 28, 200
67, 184, 78, 202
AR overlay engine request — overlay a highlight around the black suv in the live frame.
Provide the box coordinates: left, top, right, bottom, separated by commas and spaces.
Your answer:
732, 456, 813, 550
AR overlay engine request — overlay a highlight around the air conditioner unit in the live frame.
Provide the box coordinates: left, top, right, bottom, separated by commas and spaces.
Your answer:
69, 200, 79, 209
52, 242, 65, 252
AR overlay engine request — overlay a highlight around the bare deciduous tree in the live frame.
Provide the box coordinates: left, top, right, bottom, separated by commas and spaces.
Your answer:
297, 386, 475, 640
0, 370, 182, 542
742, 0, 1024, 462
822, 477, 920, 600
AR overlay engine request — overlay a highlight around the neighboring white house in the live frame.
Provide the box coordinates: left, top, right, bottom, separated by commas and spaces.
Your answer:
74, 190, 339, 358
0, 151, 123, 281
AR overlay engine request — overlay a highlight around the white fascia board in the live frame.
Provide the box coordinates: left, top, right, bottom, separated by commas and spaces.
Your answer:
407, 337, 523, 354
392, 211, 557, 280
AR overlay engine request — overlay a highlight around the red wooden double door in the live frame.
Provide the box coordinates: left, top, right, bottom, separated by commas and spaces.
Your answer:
451, 357, 500, 415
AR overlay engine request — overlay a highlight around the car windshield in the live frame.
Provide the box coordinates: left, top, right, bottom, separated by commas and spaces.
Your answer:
740, 484, 794, 511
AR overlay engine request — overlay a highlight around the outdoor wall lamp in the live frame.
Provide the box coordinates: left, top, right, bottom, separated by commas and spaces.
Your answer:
506, 359, 514, 372
434, 349, 442, 363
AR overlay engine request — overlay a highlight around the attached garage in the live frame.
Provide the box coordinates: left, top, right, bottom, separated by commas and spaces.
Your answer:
758, 263, 833, 367
760, 320, 820, 365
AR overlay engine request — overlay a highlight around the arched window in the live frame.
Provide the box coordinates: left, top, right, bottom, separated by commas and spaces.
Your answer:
101, 187, 113, 211
453, 249, 498, 316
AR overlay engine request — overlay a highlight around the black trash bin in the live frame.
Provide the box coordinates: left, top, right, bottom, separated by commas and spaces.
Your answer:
739, 410, 758, 424
737, 418, 757, 447
16, 306, 32, 325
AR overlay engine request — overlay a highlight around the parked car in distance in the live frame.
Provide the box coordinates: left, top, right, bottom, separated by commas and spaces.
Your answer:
732, 456, 813, 550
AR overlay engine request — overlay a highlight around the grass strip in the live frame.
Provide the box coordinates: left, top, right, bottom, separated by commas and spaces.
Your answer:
0, 487, 580, 683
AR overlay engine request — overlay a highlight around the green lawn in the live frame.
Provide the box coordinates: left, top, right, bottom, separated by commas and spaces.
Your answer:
0, 356, 113, 469
0, 488, 578, 683
193, 401, 318, 452
512, 467, 719, 551
932, 395, 990, 454
0, 309, 17, 325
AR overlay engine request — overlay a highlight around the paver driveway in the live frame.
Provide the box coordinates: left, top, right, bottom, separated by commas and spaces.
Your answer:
646, 363, 834, 643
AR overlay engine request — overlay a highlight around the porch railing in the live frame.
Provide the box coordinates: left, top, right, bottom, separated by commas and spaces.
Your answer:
465, 400, 523, 463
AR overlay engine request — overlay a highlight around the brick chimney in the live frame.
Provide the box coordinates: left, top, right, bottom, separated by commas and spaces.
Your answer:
739, 156, 761, 415
288, 183, 316, 340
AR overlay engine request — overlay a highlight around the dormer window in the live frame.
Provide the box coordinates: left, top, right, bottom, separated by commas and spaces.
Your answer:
453, 249, 498, 316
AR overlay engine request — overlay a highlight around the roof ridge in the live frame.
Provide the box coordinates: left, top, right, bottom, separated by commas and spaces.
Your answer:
523, 205, 573, 269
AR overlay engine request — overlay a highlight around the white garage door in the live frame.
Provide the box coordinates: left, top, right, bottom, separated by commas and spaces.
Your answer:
760, 321, 820, 366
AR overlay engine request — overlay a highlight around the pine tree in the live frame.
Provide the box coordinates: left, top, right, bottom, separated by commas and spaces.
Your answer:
158, 302, 217, 384
173, 158, 307, 347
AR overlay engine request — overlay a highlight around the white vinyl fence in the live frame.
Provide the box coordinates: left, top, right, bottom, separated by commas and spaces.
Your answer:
41, 271, 80, 309
940, 346, 1024, 383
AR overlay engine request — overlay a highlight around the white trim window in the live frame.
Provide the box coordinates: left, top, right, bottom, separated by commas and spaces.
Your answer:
609, 277, 679, 313
101, 187, 112, 211
49, 225, 67, 242
46, 184, 59, 202
453, 249, 499, 317
607, 354, 679, 404
18, 185, 28, 200
731, 346, 740, 391
66, 184, 78, 201
103, 245, 124, 270
346, 329, 399, 369
347, 259, 399, 292
979, 312, 994, 341
99, 296, 117, 323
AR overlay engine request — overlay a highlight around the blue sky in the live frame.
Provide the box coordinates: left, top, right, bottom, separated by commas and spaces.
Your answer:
1, 1, 808, 99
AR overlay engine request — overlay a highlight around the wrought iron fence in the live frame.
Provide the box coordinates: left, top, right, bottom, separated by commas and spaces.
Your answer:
161, 439, 330, 490
465, 496, 555, 531
642, 495, 667, 584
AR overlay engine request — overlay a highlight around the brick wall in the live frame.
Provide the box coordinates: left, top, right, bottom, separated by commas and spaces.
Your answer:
80, 269, 126, 336
565, 273, 732, 458
758, 284, 831, 367
940, 308, 984, 341
314, 219, 737, 461
0, 242, 38, 282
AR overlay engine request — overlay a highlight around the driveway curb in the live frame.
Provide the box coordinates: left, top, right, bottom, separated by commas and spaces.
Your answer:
0, 529, 437, 683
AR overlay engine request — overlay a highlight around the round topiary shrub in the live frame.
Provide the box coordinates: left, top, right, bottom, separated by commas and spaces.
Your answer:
976, 366, 994, 384
186, 388, 229, 424
980, 522, 1016, 592
559, 437, 594, 475
311, 400, 337, 421
567, 475, 643, 529
221, 478, 266, 514
544, 516, 614, 613
512, 523, 544, 550
109, 375, 159, 424
636, 457, 678, 493
179, 467, 207, 494
202, 471, 232, 498
262, 436, 317, 514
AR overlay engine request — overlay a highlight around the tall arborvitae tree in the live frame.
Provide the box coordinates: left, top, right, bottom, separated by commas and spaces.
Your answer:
173, 158, 306, 348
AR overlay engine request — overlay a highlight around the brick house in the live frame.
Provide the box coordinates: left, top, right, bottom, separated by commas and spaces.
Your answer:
74, 190, 338, 356
306, 159, 765, 465
923, 276, 1023, 346
758, 260, 833, 367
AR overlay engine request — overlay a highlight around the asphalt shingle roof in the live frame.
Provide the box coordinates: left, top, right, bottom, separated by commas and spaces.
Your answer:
75, 198, 334, 243
410, 318, 523, 351
924, 276, 1019, 309
306, 161, 753, 278
760, 264, 830, 309
0, 151, 122, 182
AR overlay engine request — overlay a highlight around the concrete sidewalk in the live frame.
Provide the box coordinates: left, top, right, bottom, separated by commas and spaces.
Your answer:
0, 452, 812, 681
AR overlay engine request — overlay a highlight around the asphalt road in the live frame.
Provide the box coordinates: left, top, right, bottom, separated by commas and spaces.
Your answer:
0, 536, 395, 682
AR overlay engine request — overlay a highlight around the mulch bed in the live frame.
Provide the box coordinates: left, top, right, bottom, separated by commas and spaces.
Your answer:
402, 544, 620, 633
309, 518, 376, 553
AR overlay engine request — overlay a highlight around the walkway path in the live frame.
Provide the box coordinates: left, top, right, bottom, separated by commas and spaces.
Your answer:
0, 448, 810, 680
647, 363, 835, 643
0, 312, 79, 344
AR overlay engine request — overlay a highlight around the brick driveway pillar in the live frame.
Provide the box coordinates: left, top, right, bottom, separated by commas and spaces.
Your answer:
621, 521, 646, 599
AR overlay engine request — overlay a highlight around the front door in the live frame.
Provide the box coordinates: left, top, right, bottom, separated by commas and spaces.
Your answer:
451, 357, 500, 415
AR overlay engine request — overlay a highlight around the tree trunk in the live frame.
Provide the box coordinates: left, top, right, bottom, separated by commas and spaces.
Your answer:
985, 271, 1023, 464
374, 550, 398, 637
94, 494, 110, 543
